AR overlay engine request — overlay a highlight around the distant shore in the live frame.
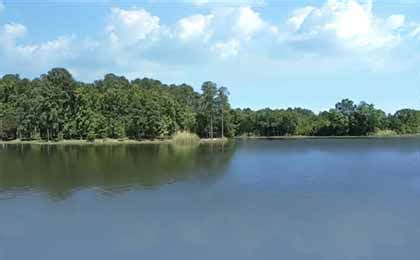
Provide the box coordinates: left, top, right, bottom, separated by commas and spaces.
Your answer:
237, 134, 420, 140
0, 138, 229, 146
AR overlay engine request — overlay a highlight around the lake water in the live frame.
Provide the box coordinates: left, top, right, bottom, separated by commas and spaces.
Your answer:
1, 138, 420, 260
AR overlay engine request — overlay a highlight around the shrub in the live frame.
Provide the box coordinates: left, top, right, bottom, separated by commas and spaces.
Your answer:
370, 129, 397, 137
172, 131, 200, 146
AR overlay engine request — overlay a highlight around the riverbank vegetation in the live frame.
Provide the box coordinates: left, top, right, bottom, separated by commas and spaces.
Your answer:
171, 131, 200, 146
1, 68, 420, 142
233, 100, 420, 137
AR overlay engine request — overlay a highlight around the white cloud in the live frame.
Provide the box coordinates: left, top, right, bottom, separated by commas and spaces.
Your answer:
287, 0, 405, 51
186, 0, 265, 5
176, 14, 214, 41
325, 1, 372, 40
4, 23, 27, 37
199, 6, 273, 41
410, 25, 420, 39
98, 6, 278, 69
0, 22, 88, 76
0, 1, 4, 14
2, 0, 420, 83
386, 15, 405, 30
1, 23, 68, 55
287, 6, 315, 32
0, 23, 27, 48
106, 8, 161, 47
233, 6, 265, 39
177, 6, 275, 60
211, 39, 240, 59
1, 34, 76, 64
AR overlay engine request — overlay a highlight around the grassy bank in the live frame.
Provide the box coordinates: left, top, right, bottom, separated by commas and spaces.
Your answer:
0, 137, 229, 146
3, 134, 417, 145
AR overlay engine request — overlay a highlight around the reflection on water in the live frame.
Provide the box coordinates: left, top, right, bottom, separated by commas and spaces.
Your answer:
2, 138, 420, 260
0, 142, 236, 200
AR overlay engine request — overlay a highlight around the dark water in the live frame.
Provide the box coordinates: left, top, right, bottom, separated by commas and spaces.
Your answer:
1, 139, 420, 260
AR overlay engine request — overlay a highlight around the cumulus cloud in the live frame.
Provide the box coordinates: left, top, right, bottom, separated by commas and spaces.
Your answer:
287, 0, 405, 51
386, 15, 405, 30
410, 25, 420, 39
1, 0, 420, 82
182, 0, 265, 5
205, 6, 270, 40
287, 6, 315, 32
211, 39, 240, 59
202, 6, 276, 60
176, 14, 214, 42
106, 8, 162, 47
0, 22, 88, 77
1, 23, 27, 47
100, 5, 274, 63
233, 6, 265, 38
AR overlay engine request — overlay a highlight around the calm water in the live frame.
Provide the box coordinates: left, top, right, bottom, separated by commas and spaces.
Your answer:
1, 138, 420, 260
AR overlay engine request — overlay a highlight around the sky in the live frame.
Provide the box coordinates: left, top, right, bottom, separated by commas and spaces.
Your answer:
1, 0, 420, 112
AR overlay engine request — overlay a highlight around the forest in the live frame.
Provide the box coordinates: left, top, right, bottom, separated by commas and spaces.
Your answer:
1, 68, 420, 141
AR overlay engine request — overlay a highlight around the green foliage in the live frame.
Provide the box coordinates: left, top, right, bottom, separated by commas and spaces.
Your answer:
389, 109, 420, 134
349, 102, 386, 136
0, 68, 233, 141
199, 81, 218, 138
0, 103, 17, 140
0, 68, 419, 141
234, 100, 417, 137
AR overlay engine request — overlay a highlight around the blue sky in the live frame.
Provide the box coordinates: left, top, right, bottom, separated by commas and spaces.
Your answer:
1, 0, 420, 112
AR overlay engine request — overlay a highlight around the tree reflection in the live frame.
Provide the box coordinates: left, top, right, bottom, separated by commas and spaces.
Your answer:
0, 142, 236, 200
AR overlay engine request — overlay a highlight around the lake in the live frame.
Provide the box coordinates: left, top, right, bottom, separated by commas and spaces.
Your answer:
1, 138, 420, 260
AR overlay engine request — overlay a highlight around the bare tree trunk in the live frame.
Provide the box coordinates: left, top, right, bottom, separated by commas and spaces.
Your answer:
210, 114, 213, 139
221, 108, 224, 138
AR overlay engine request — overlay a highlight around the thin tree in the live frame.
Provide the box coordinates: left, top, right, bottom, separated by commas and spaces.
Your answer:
217, 86, 229, 138
201, 82, 217, 139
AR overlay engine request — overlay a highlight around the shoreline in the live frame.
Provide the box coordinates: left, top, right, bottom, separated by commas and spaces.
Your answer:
0, 138, 229, 146
1, 135, 419, 145
236, 135, 420, 140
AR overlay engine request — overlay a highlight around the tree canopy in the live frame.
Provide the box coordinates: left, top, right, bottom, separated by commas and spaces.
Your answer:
1, 69, 419, 141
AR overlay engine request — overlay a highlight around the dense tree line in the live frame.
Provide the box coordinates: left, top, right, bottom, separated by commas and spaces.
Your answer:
233, 99, 420, 137
0, 68, 233, 141
1, 68, 420, 141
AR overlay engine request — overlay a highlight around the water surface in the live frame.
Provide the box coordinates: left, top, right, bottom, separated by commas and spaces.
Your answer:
1, 139, 420, 260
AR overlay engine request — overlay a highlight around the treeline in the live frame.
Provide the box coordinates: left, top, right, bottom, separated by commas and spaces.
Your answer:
233, 100, 420, 136
1, 68, 420, 141
0, 68, 232, 141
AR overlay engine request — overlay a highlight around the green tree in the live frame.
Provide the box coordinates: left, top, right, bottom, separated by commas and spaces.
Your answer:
335, 99, 356, 116
216, 86, 230, 138
390, 109, 420, 134
349, 102, 386, 135
200, 81, 218, 138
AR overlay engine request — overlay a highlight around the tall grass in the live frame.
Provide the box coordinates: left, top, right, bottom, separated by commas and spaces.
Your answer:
171, 131, 200, 146
370, 129, 398, 137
